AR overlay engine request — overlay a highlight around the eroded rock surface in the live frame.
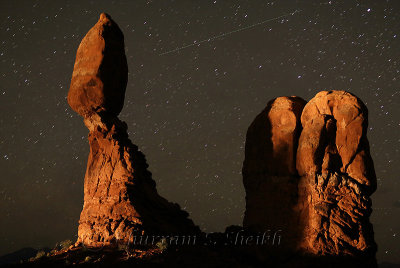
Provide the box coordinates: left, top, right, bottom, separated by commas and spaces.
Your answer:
68, 13, 199, 247
296, 91, 377, 257
77, 114, 199, 247
243, 91, 377, 263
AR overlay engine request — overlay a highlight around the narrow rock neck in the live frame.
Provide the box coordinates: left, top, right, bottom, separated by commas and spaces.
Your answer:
83, 112, 128, 136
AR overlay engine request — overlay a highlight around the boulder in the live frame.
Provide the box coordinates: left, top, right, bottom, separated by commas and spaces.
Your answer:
68, 13, 128, 118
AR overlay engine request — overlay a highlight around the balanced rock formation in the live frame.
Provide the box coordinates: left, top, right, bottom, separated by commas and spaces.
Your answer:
68, 13, 199, 247
243, 96, 306, 250
243, 91, 377, 263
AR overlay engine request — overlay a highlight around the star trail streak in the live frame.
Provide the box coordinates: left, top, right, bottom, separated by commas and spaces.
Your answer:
159, 9, 302, 56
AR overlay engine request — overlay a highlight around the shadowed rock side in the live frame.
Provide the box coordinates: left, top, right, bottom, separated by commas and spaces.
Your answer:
296, 91, 377, 259
243, 91, 377, 266
68, 13, 199, 247
242, 96, 306, 251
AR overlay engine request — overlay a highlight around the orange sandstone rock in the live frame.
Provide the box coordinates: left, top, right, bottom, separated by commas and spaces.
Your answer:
243, 91, 377, 263
77, 114, 199, 247
296, 91, 377, 257
68, 13, 128, 118
242, 96, 306, 250
243, 96, 306, 179
68, 14, 199, 247
297, 91, 376, 190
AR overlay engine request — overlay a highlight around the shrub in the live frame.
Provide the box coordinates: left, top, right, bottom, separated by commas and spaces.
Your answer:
59, 239, 73, 250
34, 250, 46, 260
156, 238, 168, 251
84, 256, 92, 262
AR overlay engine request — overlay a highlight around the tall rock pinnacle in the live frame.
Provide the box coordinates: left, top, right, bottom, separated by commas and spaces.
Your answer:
296, 91, 377, 257
243, 91, 377, 265
68, 13, 199, 247
243, 96, 306, 250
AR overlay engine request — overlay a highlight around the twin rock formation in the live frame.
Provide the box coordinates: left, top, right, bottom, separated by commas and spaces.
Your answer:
68, 13, 376, 262
243, 92, 377, 260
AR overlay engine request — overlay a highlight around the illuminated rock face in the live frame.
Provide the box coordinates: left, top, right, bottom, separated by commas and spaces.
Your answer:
296, 91, 376, 256
68, 13, 199, 247
243, 91, 377, 261
68, 13, 127, 118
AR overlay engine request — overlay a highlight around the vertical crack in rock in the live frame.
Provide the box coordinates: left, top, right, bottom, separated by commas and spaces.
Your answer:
68, 13, 200, 248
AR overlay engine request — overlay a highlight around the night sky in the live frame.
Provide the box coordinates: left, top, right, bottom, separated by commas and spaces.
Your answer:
0, 0, 399, 264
